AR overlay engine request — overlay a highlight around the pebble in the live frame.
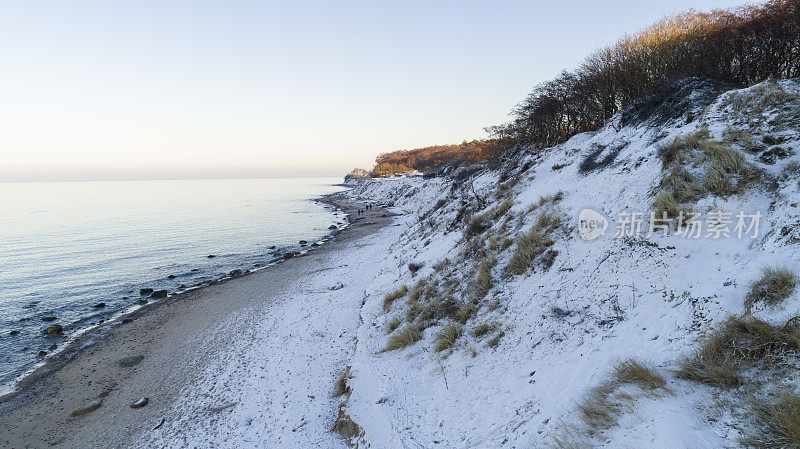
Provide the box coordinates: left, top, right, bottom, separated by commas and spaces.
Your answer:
119, 355, 144, 367
70, 401, 102, 417
131, 397, 149, 409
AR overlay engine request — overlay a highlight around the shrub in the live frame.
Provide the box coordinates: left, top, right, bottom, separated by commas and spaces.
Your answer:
333, 366, 351, 397
677, 316, 800, 389
381, 325, 422, 352
382, 285, 408, 313
746, 267, 797, 311
434, 322, 462, 352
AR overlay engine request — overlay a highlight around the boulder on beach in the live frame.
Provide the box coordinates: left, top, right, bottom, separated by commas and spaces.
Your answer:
283, 252, 296, 260
70, 401, 102, 417
140, 288, 154, 295
38, 350, 48, 357
328, 224, 338, 229
43, 324, 63, 335
137, 299, 148, 305
149, 290, 168, 299
131, 397, 149, 409
119, 355, 144, 367
229, 269, 242, 277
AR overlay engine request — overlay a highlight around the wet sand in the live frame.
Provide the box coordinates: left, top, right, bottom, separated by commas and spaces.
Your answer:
0, 191, 391, 449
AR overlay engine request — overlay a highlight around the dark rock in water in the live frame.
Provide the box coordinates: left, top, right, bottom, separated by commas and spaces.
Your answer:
130, 397, 149, 409
122, 296, 129, 300
178, 284, 187, 289
49, 344, 57, 350
299, 240, 308, 244
283, 252, 295, 260
149, 290, 168, 299
140, 288, 154, 295
229, 269, 242, 277
311, 242, 320, 247
167, 274, 176, 279
137, 299, 148, 305
43, 324, 63, 335
71, 401, 102, 417
93, 303, 106, 309
191, 268, 199, 272
253, 263, 262, 268
119, 355, 144, 367
269, 245, 276, 249
9, 330, 20, 336
41, 316, 57, 322
122, 318, 133, 324
19, 317, 29, 322
22, 347, 30, 351
329, 283, 344, 291
207, 254, 216, 258
38, 350, 48, 357
328, 224, 338, 229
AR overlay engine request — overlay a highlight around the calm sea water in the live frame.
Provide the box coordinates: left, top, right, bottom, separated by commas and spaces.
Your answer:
0, 177, 347, 391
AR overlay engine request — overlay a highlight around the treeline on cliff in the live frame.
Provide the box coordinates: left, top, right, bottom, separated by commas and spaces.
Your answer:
488, 0, 800, 147
371, 0, 800, 177
371, 139, 514, 177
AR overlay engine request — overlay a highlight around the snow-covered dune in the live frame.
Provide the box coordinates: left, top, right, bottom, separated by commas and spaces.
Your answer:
338, 79, 800, 448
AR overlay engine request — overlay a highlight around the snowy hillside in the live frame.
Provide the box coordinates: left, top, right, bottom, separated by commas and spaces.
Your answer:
337, 79, 800, 448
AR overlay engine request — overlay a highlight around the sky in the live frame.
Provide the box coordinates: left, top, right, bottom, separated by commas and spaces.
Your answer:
0, 0, 753, 181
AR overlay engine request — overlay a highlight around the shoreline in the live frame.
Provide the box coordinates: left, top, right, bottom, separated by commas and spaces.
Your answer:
0, 189, 393, 448
0, 189, 351, 400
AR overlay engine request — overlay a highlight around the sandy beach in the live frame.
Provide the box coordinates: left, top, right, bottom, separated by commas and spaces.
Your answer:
0, 190, 394, 449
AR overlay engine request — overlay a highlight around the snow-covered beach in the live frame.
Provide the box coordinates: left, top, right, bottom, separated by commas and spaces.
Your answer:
0, 193, 396, 448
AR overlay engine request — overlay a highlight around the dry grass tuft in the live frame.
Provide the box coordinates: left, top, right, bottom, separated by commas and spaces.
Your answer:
746, 267, 797, 311
382, 285, 408, 313
493, 199, 514, 220
333, 366, 352, 397
434, 322, 462, 352
576, 359, 667, 435
507, 207, 562, 276
471, 322, 492, 338
466, 212, 491, 237
381, 325, 422, 352
332, 406, 363, 444
612, 359, 666, 390
652, 190, 680, 219
677, 316, 800, 389
745, 393, 800, 449
385, 316, 401, 334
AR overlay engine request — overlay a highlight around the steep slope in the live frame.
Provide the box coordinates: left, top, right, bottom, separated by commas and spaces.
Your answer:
337, 79, 800, 448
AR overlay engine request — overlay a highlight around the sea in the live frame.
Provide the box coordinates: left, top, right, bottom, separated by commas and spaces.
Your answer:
0, 177, 348, 393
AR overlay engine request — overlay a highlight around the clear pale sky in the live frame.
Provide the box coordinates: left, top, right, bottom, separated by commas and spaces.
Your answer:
0, 0, 752, 181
